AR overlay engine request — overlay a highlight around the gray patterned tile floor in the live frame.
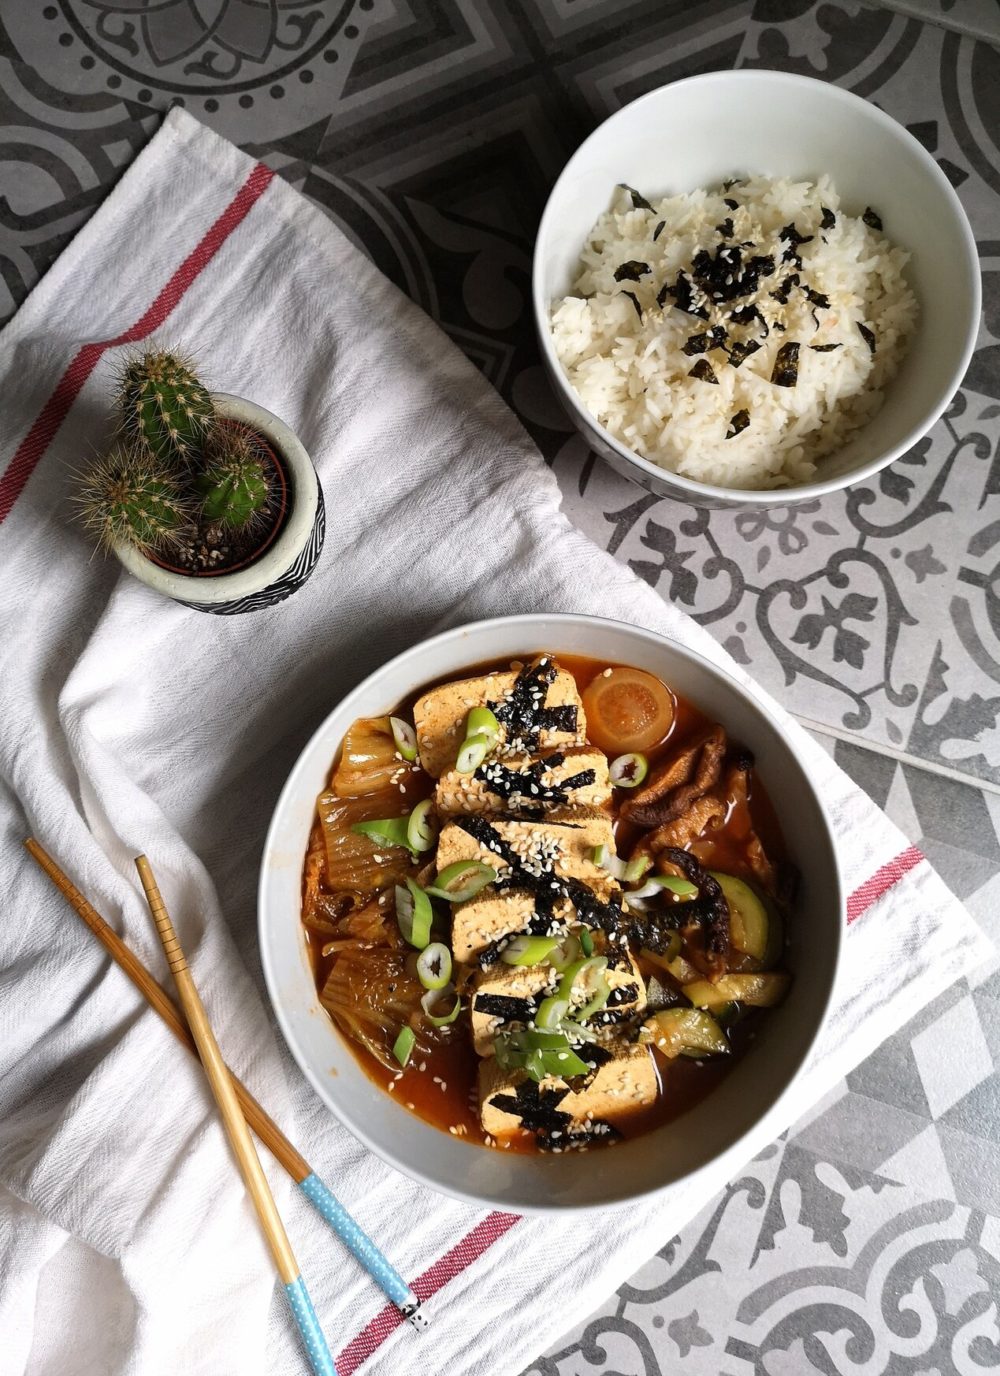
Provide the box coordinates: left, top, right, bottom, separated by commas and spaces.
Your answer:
2, 2, 999, 1372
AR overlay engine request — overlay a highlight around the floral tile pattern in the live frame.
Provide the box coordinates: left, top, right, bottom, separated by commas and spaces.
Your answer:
3, 4, 1000, 1373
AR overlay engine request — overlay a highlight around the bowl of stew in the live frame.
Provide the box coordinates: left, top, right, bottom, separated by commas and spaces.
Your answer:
259, 614, 842, 1211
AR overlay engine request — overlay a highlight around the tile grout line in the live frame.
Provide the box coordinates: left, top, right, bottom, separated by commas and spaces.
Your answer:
866, 0, 1000, 49
792, 713, 1000, 798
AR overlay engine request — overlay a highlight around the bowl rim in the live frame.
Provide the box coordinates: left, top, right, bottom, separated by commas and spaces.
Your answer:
531, 68, 982, 506
258, 612, 845, 1212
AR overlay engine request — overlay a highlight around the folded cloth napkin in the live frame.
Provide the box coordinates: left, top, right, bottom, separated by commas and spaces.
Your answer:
0, 109, 990, 1376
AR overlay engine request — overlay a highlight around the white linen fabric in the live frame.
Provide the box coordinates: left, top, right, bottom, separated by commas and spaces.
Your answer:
0, 109, 990, 1376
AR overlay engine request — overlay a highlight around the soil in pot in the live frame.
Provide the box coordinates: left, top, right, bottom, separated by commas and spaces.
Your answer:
151, 423, 291, 578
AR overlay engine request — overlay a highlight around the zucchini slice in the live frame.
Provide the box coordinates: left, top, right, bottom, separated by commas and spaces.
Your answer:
641, 1007, 729, 1058
683, 972, 790, 1009
711, 871, 783, 968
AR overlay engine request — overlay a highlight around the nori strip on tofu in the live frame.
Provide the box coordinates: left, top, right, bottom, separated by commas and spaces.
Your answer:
771, 341, 800, 386
857, 322, 877, 354
653, 219, 666, 241
820, 206, 836, 230
862, 206, 883, 231
476, 754, 596, 808
726, 409, 750, 439
620, 290, 643, 321
620, 184, 653, 211
728, 339, 761, 368
715, 217, 734, 237
804, 286, 831, 309
492, 1080, 572, 1136
614, 260, 651, 282
474, 993, 536, 1023
810, 342, 842, 352
688, 358, 718, 384
770, 272, 800, 305
682, 325, 728, 356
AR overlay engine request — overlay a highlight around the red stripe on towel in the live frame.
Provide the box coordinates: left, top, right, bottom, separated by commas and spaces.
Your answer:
338, 844, 925, 1372
0, 162, 274, 524
337, 1213, 520, 1376
847, 844, 924, 924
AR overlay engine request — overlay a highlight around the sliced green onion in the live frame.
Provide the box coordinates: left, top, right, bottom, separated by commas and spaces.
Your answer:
466, 706, 500, 746
547, 933, 582, 973
352, 816, 411, 849
389, 716, 418, 762
455, 735, 489, 775
425, 860, 497, 903
591, 844, 626, 880
630, 874, 695, 901
392, 1026, 415, 1067
542, 1045, 591, 1079
579, 928, 594, 957
574, 974, 612, 1022
495, 1026, 595, 1081
534, 995, 569, 1029
501, 934, 560, 967
609, 752, 649, 788
624, 856, 653, 884
524, 1047, 546, 1081
406, 798, 437, 853
557, 955, 609, 1003
421, 984, 462, 1026
657, 874, 699, 898
416, 942, 452, 990
395, 878, 433, 949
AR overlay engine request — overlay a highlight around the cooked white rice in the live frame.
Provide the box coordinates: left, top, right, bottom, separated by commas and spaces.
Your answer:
549, 175, 917, 490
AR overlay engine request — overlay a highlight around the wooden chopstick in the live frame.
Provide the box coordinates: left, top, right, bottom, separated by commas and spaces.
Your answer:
135, 854, 337, 1376
24, 839, 425, 1330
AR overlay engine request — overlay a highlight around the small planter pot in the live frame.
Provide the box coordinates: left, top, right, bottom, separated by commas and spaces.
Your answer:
114, 394, 325, 614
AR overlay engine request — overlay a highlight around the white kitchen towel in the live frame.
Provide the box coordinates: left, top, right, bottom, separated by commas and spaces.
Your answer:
0, 108, 990, 1376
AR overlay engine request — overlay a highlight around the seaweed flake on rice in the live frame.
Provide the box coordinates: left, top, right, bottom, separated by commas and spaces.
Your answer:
548, 174, 917, 490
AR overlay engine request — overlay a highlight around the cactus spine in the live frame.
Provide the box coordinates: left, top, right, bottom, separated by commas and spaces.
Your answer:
196, 421, 270, 530
117, 350, 213, 469
77, 444, 189, 555
80, 346, 279, 566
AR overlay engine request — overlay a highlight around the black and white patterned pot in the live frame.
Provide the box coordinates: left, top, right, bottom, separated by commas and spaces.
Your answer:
115, 393, 325, 614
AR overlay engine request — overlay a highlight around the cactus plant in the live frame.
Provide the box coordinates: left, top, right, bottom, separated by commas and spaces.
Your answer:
195, 421, 271, 530
77, 443, 190, 555
117, 349, 214, 469
79, 346, 285, 574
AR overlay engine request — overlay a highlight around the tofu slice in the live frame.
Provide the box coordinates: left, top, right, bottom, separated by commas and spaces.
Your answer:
437, 813, 618, 964
452, 891, 572, 967
469, 963, 559, 1055
436, 748, 611, 817
436, 812, 616, 892
413, 664, 585, 777
479, 1043, 657, 1140
470, 954, 646, 1056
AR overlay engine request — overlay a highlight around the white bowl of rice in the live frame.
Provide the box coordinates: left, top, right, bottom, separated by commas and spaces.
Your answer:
534, 70, 980, 506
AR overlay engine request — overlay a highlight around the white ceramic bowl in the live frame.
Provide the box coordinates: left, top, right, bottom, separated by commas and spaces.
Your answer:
533, 70, 981, 509
260, 614, 843, 1212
